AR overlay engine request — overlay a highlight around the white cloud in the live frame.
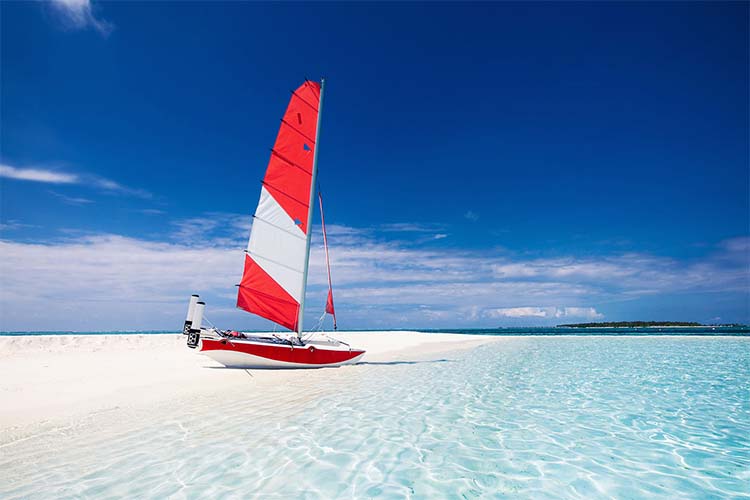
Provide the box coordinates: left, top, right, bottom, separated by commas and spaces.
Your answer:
485, 307, 604, 319
1, 163, 151, 199
490, 251, 748, 296
561, 307, 604, 319
0, 223, 747, 331
49, 0, 113, 36
485, 307, 550, 318
484, 306, 603, 319
0, 164, 78, 184
170, 213, 250, 247
0, 234, 242, 331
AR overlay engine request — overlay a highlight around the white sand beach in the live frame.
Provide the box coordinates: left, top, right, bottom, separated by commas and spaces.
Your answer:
0, 331, 499, 437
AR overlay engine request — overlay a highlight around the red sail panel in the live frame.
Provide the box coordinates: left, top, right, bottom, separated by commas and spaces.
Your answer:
237, 254, 299, 331
326, 289, 336, 316
263, 81, 321, 235
237, 81, 321, 332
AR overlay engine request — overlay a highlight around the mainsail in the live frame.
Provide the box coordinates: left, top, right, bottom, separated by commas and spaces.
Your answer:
237, 80, 323, 333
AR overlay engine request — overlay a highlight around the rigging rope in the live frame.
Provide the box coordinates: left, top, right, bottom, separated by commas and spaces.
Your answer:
318, 189, 337, 330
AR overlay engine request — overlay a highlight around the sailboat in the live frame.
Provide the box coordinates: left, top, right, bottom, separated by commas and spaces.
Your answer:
183, 79, 365, 369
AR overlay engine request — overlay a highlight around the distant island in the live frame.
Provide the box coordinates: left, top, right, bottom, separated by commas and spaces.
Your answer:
557, 321, 703, 328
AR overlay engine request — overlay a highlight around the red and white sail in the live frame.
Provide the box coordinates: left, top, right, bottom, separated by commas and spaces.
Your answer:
237, 81, 322, 332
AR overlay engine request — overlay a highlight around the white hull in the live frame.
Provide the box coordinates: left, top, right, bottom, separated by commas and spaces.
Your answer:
195, 331, 366, 369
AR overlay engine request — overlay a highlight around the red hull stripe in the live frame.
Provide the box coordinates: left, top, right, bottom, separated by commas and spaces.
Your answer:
237, 254, 299, 331
263, 81, 320, 235
201, 338, 365, 365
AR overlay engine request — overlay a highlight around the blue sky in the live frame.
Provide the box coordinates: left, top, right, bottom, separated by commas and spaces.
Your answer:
1, 1, 748, 331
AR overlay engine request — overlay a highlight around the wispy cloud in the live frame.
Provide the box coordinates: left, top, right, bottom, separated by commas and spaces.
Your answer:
490, 252, 749, 296
0, 220, 37, 232
90, 178, 152, 199
49, 0, 113, 37
0, 164, 78, 184
376, 222, 449, 244
49, 191, 94, 206
170, 212, 251, 247
0, 226, 747, 331
1, 163, 151, 199
0, 234, 240, 331
720, 236, 750, 256
379, 222, 447, 233
464, 210, 479, 221
138, 209, 166, 216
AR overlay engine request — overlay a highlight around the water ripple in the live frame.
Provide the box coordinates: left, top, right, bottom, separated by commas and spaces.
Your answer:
1, 337, 748, 499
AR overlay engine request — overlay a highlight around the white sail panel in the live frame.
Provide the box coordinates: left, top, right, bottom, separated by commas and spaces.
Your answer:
246, 187, 306, 302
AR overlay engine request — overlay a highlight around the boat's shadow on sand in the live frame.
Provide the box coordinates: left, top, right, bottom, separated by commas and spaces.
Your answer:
202, 359, 455, 369
354, 358, 454, 366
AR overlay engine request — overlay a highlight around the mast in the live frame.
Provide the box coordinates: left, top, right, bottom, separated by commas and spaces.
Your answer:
297, 77, 325, 336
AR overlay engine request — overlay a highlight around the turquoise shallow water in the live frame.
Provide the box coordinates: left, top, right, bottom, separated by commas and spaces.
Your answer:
1, 337, 748, 499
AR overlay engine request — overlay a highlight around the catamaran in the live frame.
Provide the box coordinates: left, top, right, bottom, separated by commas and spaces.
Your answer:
182, 79, 365, 369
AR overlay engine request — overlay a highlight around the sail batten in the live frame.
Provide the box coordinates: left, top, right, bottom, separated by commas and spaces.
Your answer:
247, 251, 304, 274
251, 215, 307, 241
271, 150, 314, 175
238, 284, 299, 306
280, 119, 317, 144
237, 80, 321, 332
291, 91, 319, 112
261, 181, 311, 209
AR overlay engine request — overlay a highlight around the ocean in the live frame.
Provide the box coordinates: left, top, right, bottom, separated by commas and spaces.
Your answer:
2, 326, 748, 336
1, 335, 747, 498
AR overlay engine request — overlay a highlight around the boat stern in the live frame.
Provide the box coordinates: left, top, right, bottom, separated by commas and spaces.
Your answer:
184, 296, 205, 349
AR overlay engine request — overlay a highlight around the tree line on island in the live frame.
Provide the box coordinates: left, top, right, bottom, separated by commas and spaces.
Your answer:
556, 321, 703, 328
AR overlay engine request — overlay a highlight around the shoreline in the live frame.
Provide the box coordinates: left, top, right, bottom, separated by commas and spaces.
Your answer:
2, 332, 745, 443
